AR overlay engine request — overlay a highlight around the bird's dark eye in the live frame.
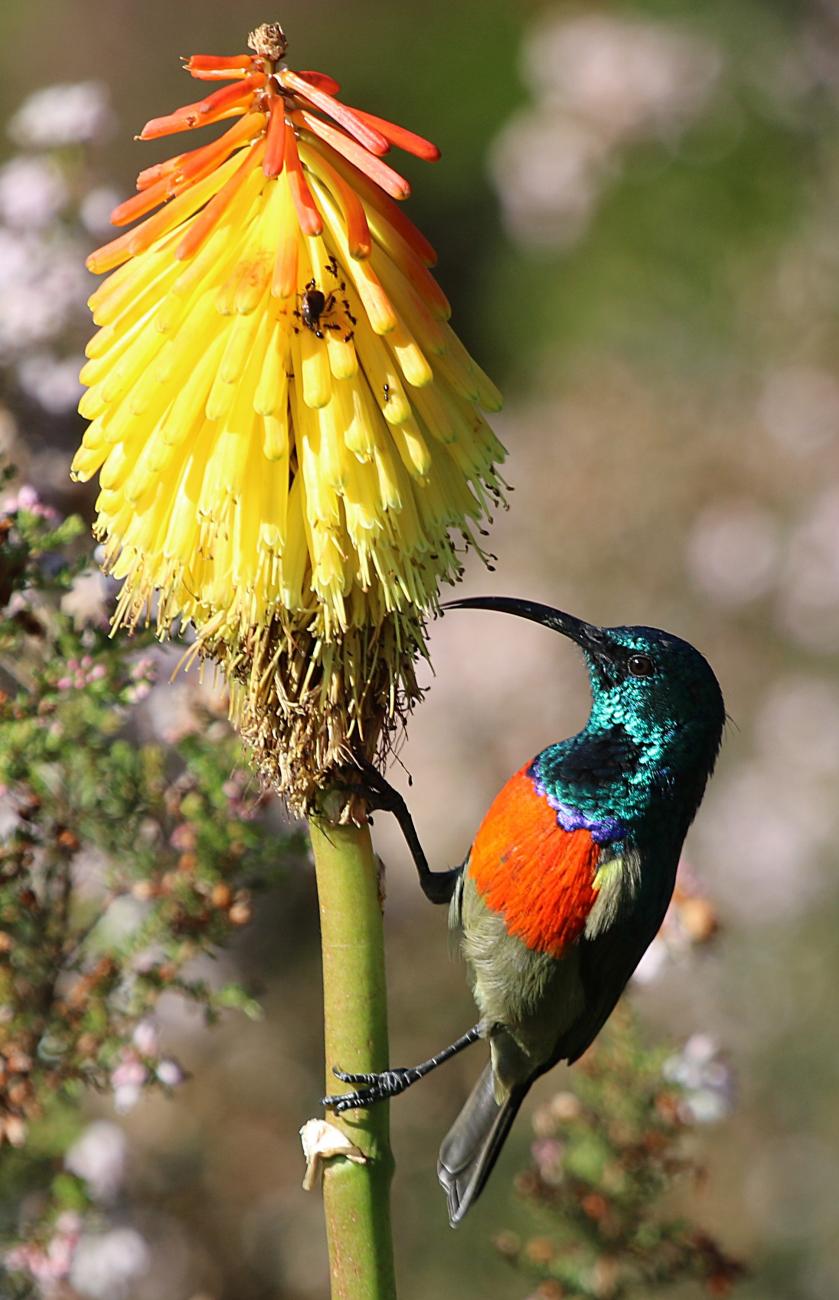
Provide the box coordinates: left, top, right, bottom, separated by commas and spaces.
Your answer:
627, 653, 654, 677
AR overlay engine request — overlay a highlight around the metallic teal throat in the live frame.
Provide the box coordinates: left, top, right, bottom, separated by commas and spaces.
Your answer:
527, 765, 626, 844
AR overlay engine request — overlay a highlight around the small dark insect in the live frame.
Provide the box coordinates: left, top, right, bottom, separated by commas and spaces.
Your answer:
383, 383, 391, 404
301, 287, 328, 335
295, 279, 340, 339
293, 275, 358, 342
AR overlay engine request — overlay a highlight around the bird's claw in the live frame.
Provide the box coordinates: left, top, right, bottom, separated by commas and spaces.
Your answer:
335, 758, 404, 817
360, 760, 403, 809
332, 1067, 381, 1086
321, 1087, 380, 1114
322, 1065, 416, 1112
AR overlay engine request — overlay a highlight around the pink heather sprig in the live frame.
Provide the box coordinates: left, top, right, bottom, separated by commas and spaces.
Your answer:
111, 1021, 187, 1112
4, 1212, 82, 1286
56, 655, 109, 691
1, 484, 59, 522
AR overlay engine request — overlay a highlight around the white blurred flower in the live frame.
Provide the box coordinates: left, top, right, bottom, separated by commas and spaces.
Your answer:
685, 499, 780, 606
0, 226, 29, 283
489, 114, 609, 247
35, 239, 90, 319
17, 350, 84, 413
61, 568, 113, 628
0, 229, 88, 363
66, 1121, 127, 1202
156, 1058, 186, 1088
111, 1053, 148, 1114
143, 676, 204, 744
697, 761, 833, 922
80, 185, 122, 237
0, 231, 63, 358
0, 156, 68, 228
70, 1227, 149, 1300
8, 82, 113, 149
662, 1033, 735, 1124
523, 13, 722, 138
490, 11, 721, 248
132, 1019, 159, 1057
759, 365, 839, 454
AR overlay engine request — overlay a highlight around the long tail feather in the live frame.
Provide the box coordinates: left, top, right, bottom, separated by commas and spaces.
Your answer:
437, 1063, 526, 1226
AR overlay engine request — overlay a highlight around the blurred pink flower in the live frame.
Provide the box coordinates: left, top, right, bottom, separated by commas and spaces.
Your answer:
4, 1211, 81, 1286
1, 482, 58, 521
111, 1052, 148, 1114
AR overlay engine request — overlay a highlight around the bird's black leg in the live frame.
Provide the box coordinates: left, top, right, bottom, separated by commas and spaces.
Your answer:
352, 757, 461, 905
323, 1025, 482, 1113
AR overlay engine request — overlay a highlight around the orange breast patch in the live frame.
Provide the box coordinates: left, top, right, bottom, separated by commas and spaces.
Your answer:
468, 766, 600, 958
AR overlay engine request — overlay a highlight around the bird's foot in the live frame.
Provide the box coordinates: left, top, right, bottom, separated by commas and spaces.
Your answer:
335, 758, 405, 818
322, 1065, 418, 1113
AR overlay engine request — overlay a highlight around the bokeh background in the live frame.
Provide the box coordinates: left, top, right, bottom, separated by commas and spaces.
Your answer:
2, 0, 839, 1297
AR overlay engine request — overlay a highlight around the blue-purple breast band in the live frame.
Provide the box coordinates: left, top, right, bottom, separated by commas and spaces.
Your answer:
529, 773, 626, 845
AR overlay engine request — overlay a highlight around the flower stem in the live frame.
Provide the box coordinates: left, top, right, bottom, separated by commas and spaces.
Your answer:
309, 813, 397, 1300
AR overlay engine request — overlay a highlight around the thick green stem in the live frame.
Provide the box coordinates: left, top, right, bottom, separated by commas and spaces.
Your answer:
309, 815, 397, 1300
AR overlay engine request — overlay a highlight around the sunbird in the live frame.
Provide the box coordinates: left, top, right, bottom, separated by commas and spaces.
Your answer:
324, 596, 725, 1226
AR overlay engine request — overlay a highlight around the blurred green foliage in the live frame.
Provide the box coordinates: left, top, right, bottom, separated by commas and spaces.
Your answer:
496, 1010, 744, 1298
0, 474, 304, 1289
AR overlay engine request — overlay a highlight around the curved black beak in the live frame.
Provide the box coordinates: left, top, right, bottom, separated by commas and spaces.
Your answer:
442, 596, 607, 655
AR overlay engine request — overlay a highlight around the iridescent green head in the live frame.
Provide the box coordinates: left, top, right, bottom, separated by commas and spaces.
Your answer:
444, 597, 725, 794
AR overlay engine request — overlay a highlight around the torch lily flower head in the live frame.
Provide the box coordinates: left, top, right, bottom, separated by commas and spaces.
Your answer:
72, 22, 505, 811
